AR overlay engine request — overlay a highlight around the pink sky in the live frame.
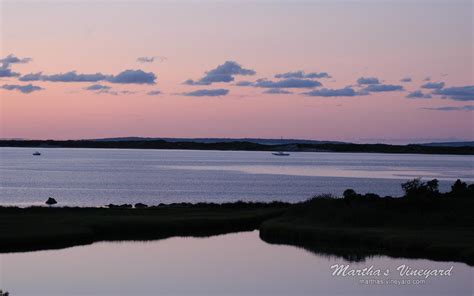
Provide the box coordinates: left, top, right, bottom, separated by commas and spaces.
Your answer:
0, 1, 472, 143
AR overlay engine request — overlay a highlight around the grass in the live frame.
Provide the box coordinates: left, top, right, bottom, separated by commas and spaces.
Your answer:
0, 202, 288, 253
1, 179, 473, 266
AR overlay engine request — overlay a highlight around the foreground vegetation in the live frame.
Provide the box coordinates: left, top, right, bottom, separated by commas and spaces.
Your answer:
260, 179, 474, 265
1, 139, 473, 155
0, 202, 288, 253
0, 179, 473, 265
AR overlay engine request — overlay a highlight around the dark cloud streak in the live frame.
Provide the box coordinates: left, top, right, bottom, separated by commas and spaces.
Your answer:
275, 71, 331, 79
183, 89, 229, 97
1, 83, 43, 94
20, 70, 156, 84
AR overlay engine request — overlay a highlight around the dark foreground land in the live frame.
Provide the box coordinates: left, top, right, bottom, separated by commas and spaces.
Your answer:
1, 139, 474, 155
0, 179, 473, 265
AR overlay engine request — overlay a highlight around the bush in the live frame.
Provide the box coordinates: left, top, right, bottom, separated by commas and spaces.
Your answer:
343, 189, 357, 199
401, 178, 439, 199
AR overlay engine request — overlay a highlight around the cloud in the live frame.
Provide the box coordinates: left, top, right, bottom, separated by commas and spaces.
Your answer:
400, 77, 412, 83
421, 81, 445, 89
433, 86, 474, 101
20, 69, 156, 84
1, 84, 43, 94
84, 84, 111, 91
96, 89, 136, 96
406, 90, 432, 99
254, 78, 321, 88
357, 77, 380, 85
0, 68, 20, 78
82, 84, 137, 95
235, 81, 254, 86
423, 105, 474, 111
362, 84, 404, 92
0, 54, 30, 77
302, 87, 357, 97
183, 89, 229, 97
275, 71, 331, 79
147, 90, 161, 96
184, 61, 255, 85
137, 57, 155, 63
137, 56, 166, 63
263, 88, 292, 94
20, 71, 108, 82
0, 54, 32, 68
107, 69, 156, 84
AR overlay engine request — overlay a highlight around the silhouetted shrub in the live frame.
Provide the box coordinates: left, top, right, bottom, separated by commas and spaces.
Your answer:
426, 179, 439, 193
343, 189, 357, 199
45, 197, 57, 206
451, 179, 470, 198
107, 204, 133, 209
401, 178, 439, 199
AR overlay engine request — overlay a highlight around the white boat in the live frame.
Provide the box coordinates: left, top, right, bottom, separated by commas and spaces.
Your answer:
32, 151, 41, 156
272, 151, 290, 156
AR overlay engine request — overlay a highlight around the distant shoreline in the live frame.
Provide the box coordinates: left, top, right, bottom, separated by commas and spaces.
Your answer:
1, 140, 473, 155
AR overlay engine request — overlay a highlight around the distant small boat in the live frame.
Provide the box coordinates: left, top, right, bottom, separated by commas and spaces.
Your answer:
32, 151, 41, 156
272, 137, 290, 156
272, 151, 290, 156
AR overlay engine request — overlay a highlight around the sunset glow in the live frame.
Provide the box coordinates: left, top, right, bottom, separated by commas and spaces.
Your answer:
1, 0, 472, 143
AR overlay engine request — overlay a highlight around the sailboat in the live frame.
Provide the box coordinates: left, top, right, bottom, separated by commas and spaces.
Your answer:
272, 137, 290, 156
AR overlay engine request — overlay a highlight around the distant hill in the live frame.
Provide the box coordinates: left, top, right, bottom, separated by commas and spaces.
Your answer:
1, 139, 473, 155
89, 137, 348, 145
419, 141, 474, 147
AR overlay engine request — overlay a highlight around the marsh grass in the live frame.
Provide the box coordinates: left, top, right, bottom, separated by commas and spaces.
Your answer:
1, 180, 473, 265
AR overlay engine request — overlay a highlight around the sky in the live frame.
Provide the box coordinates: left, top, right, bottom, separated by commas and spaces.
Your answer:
0, 0, 473, 144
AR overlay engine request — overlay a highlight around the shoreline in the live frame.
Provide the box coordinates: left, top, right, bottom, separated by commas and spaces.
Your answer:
1, 139, 473, 155
1, 178, 473, 266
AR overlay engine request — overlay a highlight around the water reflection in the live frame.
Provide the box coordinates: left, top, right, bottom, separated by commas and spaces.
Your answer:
1, 231, 472, 296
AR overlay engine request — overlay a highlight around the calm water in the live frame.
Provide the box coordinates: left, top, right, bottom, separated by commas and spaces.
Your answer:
0, 231, 472, 296
1, 148, 473, 206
